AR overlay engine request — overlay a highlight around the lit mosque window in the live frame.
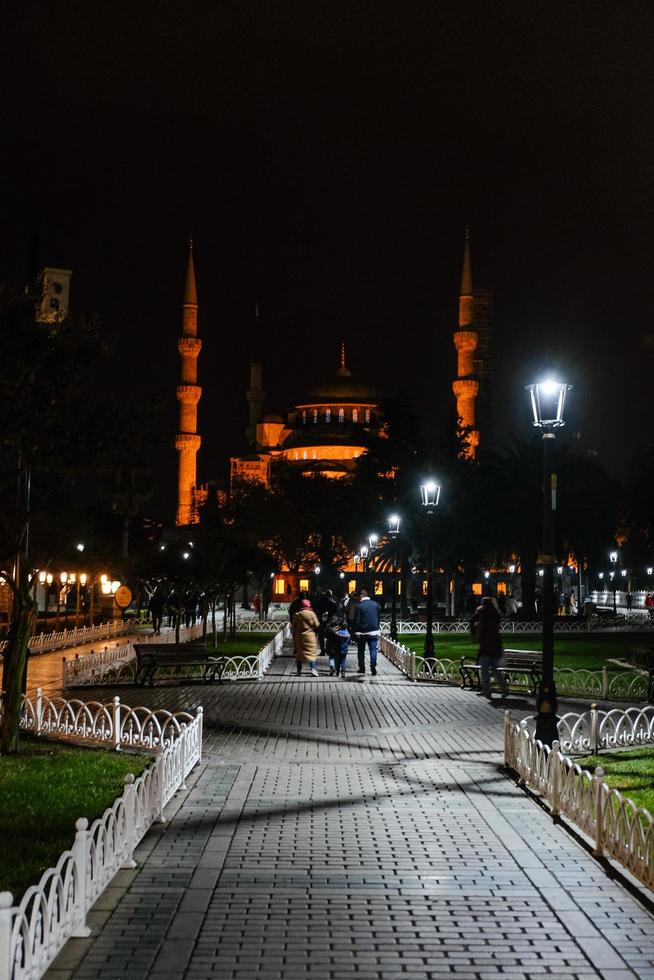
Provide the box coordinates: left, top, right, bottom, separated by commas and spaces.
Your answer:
302, 410, 307, 424
313, 409, 318, 423
303, 450, 308, 460
338, 408, 344, 422
365, 409, 371, 423
352, 409, 358, 423
325, 409, 331, 422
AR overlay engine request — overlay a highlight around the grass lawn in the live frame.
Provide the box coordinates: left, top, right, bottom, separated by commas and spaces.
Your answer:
0, 737, 148, 902
398, 633, 651, 672
205, 632, 276, 657
577, 748, 654, 813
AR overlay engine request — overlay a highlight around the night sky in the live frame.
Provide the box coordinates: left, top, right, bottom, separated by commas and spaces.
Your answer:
2, 1, 653, 519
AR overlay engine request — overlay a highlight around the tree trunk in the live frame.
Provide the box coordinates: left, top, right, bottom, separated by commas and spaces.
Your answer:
0, 586, 36, 755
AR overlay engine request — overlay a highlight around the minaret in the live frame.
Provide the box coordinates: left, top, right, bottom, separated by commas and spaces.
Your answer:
175, 238, 202, 525
336, 340, 351, 378
452, 229, 480, 457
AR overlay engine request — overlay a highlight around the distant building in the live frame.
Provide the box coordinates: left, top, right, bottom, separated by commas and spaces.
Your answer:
452, 230, 493, 457
230, 344, 384, 486
174, 233, 493, 524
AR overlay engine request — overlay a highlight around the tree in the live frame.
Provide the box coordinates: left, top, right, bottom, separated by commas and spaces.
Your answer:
0, 287, 104, 753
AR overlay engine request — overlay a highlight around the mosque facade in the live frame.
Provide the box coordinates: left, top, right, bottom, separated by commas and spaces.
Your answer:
174, 234, 492, 526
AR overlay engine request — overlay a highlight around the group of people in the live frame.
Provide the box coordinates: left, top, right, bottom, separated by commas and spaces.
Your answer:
148, 583, 202, 634
289, 589, 380, 678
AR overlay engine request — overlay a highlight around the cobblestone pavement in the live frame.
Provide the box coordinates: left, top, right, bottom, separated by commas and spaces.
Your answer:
47, 646, 654, 980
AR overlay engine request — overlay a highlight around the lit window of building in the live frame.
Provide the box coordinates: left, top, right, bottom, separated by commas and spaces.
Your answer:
352, 409, 358, 422
299, 578, 310, 592
325, 409, 331, 422
313, 409, 318, 423
365, 409, 371, 423
274, 579, 285, 596
348, 579, 357, 594
338, 408, 344, 422
472, 582, 482, 596
374, 580, 383, 596
422, 580, 428, 596
302, 410, 307, 424
496, 582, 507, 595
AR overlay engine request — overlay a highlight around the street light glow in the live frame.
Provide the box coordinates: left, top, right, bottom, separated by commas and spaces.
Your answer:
609, 551, 618, 564
526, 377, 572, 428
76, 543, 85, 552
387, 514, 401, 536
420, 480, 441, 510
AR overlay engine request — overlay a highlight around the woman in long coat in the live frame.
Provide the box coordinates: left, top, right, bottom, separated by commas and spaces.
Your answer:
292, 599, 320, 676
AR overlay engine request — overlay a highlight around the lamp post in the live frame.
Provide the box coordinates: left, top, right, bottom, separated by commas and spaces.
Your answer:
420, 480, 441, 663
359, 545, 369, 589
526, 376, 572, 746
387, 514, 401, 640
609, 550, 618, 613
368, 534, 378, 594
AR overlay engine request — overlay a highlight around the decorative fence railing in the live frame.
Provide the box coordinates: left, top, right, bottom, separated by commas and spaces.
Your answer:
519, 705, 654, 756
0, 695, 203, 980
62, 624, 205, 688
62, 623, 288, 688
381, 617, 654, 635
380, 637, 652, 702
504, 713, 654, 892
0, 620, 130, 659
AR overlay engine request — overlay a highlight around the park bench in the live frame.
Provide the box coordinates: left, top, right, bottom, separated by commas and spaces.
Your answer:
460, 649, 544, 695
133, 643, 226, 686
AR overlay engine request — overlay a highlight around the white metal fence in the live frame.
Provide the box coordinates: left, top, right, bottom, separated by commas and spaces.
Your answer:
0, 620, 130, 659
0, 695, 203, 980
62, 623, 288, 688
504, 713, 654, 891
381, 617, 654, 634
62, 624, 205, 687
380, 637, 652, 702
526, 705, 654, 756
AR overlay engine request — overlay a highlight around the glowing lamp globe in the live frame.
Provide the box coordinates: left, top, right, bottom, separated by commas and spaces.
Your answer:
526, 378, 572, 428
387, 515, 401, 536
420, 480, 441, 511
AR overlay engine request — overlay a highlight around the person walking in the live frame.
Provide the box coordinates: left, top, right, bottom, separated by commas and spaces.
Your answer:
316, 588, 338, 655
345, 591, 358, 636
470, 596, 508, 699
288, 590, 309, 621
291, 599, 321, 677
148, 583, 166, 635
645, 593, 654, 620
353, 589, 381, 676
326, 614, 350, 677
626, 591, 633, 612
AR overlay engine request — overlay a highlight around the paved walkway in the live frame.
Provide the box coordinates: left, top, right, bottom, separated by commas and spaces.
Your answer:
48, 645, 654, 980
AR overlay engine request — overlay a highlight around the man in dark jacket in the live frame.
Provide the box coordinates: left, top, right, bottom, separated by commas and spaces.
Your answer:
353, 589, 381, 675
470, 597, 507, 698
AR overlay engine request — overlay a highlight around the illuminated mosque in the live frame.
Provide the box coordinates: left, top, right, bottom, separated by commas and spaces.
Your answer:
174, 233, 492, 528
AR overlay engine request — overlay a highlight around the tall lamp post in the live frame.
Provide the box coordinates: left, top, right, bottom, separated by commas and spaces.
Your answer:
387, 514, 401, 640
526, 376, 572, 747
609, 551, 618, 613
368, 534, 379, 594
359, 544, 369, 588
420, 480, 441, 663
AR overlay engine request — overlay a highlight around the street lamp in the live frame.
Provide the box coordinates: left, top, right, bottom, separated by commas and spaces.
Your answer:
525, 376, 572, 746
420, 480, 441, 663
387, 514, 401, 640
359, 544, 369, 585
